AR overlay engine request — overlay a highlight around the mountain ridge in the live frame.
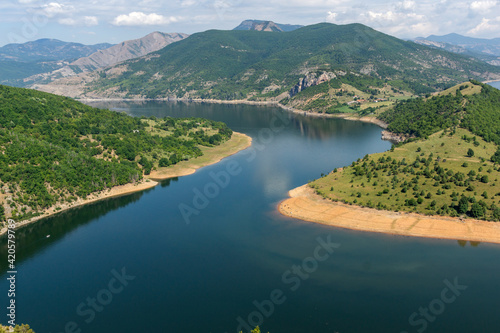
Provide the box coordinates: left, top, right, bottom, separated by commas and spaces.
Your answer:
0, 39, 113, 62
233, 19, 303, 32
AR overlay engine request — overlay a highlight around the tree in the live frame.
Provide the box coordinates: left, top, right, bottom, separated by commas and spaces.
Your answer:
470, 203, 484, 218
158, 158, 171, 167
467, 148, 475, 157
458, 196, 469, 214
492, 149, 500, 163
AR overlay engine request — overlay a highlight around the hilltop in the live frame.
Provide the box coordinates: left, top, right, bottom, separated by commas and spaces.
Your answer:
233, 20, 302, 32
36, 23, 500, 104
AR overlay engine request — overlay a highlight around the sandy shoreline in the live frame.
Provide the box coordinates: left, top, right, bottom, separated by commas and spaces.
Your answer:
1, 132, 251, 236
279, 184, 500, 245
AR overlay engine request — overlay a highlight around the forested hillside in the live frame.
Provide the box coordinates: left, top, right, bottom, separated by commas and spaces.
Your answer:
40, 23, 500, 102
378, 81, 500, 162
0, 85, 233, 223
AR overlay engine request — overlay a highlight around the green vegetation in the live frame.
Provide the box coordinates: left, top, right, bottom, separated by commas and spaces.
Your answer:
312, 128, 500, 221
313, 82, 500, 221
87, 23, 499, 101
0, 85, 233, 223
378, 81, 500, 162
0, 324, 34, 333
284, 74, 413, 116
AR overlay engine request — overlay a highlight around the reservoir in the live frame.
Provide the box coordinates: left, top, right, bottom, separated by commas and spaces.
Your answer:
1, 101, 499, 333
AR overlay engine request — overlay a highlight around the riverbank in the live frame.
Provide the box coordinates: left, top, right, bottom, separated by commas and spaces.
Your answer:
279, 184, 500, 245
0, 132, 251, 236
80, 97, 389, 130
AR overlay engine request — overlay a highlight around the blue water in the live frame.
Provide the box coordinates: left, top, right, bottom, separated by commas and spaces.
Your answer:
1, 102, 499, 333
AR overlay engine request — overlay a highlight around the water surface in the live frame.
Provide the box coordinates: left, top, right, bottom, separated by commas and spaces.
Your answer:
1, 101, 499, 333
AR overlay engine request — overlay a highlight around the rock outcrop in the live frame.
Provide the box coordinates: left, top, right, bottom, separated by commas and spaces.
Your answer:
289, 72, 337, 96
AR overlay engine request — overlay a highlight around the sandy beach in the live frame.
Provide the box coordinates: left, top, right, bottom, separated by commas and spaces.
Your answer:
1, 132, 251, 236
279, 184, 500, 245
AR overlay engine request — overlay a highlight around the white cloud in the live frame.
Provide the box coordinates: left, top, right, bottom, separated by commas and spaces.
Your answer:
396, 0, 416, 11
58, 18, 76, 25
57, 15, 99, 26
112, 12, 180, 26
470, 0, 497, 12
468, 17, 500, 34
41, 2, 71, 17
326, 11, 337, 22
84, 16, 99, 26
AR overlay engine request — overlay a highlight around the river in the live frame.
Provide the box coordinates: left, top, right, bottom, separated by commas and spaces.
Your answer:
1, 101, 499, 333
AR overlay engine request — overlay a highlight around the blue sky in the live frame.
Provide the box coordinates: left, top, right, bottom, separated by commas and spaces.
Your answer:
1, 0, 499, 46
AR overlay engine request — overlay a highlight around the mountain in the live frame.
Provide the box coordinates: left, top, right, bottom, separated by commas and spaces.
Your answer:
37, 23, 500, 101
24, 32, 189, 86
425, 33, 500, 49
414, 33, 500, 66
0, 39, 112, 87
233, 20, 303, 32
0, 39, 113, 62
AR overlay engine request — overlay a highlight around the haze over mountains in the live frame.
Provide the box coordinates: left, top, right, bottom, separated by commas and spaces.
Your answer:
0, 39, 113, 63
26, 32, 188, 86
36, 22, 500, 101
0, 32, 188, 87
414, 33, 500, 66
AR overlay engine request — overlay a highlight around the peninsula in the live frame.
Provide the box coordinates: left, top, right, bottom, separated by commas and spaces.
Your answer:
280, 81, 500, 244
0, 85, 251, 235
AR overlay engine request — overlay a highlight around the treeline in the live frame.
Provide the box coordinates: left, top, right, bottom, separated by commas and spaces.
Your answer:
378, 81, 500, 161
0, 85, 233, 222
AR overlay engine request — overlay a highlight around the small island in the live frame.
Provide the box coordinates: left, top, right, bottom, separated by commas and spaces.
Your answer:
280, 81, 500, 244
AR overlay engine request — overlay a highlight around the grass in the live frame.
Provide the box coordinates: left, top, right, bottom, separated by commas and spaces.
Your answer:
147, 132, 250, 179
311, 128, 500, 221
435, 82, 482, 97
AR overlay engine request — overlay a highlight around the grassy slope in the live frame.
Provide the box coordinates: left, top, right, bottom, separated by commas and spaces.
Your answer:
312, 128, 500, 220
311, 81, 500, 221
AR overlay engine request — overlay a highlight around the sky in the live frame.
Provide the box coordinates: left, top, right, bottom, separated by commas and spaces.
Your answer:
1, 0, 500, 46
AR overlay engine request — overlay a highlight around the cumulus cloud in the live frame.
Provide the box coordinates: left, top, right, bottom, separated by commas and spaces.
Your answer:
468, 17, 500, 34
112, 12, 180, 26
326, 11, 337, 22
41, 2, 72, 17
469, 0, 497, 12
84, 16, 99, 26
57, 15, 99, 26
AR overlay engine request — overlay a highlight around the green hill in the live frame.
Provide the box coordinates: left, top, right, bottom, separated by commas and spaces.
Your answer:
83, 23, 500, 101
312, 81, 500, 221
0, 85, 233, 223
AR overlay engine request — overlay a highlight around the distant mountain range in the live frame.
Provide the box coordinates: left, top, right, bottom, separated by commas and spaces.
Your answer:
0, 32, 188, 87
24, 32, 188, 86
0, 39, 113, 62
233, 20, 303, 32
36, 23, 500, 100
414, 33, 500, 66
